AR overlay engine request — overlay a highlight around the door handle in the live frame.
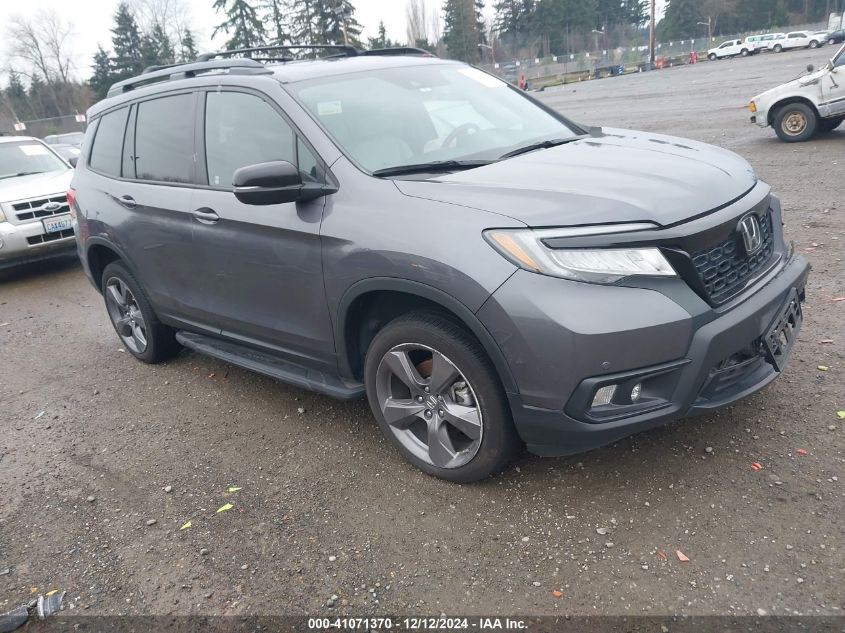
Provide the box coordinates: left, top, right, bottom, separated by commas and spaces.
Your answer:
192, 208, 220, 224
116, 194, 137, 209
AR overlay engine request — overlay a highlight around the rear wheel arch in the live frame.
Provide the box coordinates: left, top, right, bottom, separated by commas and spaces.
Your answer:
337, 279, 518, 395
87, 241, 123, 290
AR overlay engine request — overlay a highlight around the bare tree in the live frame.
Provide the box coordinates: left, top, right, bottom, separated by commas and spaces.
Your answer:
6, 10, 76, 112
128, 0, 192, 52
406, 0, 428, 45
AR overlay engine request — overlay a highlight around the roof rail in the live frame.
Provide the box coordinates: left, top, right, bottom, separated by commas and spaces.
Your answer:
106, 59, 269, 98
361, 47, 436, 57
197, 45, 359, 62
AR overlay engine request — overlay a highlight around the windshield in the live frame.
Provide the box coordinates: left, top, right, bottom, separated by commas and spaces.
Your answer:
291, 64, 579, 173
0, 141, 68, 179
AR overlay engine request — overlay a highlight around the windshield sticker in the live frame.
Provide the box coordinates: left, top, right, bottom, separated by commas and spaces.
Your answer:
317, 101, 343, 116
457, 68, 507, 88
19, 144, 49, 156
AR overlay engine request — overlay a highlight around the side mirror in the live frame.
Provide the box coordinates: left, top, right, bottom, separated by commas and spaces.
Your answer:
233, 161, 303, 205
807, 63, 815, 73
68, 156, 78, 168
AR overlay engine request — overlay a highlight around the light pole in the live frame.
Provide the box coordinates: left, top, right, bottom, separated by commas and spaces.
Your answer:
697, 17, 712, 41
649, 0, 656, 65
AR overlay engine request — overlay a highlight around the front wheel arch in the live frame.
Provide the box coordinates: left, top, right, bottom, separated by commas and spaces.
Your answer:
336, 279, 519, 395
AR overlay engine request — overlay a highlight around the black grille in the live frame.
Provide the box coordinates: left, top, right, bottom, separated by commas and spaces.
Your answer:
13, 195, 70, 221
690, 209, 774, 304
26, 228, 74, 245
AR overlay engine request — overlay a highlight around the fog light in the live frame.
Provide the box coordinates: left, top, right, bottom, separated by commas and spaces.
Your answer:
592, 385, 616, 407
630, 383, 642, 403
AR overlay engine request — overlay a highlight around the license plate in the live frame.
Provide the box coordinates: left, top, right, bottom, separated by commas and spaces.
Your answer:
763, 288, 802, 372
42, 214, 73, 234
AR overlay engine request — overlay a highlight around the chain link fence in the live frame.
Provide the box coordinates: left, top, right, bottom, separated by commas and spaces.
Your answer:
481, 22, 829, 87
1, 113, 87, 139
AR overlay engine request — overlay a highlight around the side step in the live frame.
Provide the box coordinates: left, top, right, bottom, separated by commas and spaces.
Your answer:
175, 331, 365, 401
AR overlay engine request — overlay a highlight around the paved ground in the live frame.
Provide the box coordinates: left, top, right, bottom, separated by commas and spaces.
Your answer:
1, 48, 843, 619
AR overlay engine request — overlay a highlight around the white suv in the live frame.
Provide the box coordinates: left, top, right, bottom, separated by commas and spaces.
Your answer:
0, 136, 75, 269
707, 39, 749, 60
749, 44, 845, 142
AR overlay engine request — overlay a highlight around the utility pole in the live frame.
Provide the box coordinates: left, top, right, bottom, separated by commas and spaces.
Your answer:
649, 0, 656, 65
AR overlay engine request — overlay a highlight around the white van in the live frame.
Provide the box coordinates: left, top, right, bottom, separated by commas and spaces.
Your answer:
749, 43, 845, 141
745, 33, 780, 53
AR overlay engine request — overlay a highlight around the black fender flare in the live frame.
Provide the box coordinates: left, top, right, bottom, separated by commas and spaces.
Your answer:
335, 277, 519, 395
84, 236, 141, 290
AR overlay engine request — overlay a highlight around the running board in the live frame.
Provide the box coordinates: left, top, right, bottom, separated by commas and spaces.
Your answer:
175, 331, 365, 401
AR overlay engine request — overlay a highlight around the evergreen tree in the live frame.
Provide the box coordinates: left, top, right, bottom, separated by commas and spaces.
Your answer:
263, 0, 290, 45
315, 0, 363, 47
4, 70, 31, 121
658, 0, 703, 40
111, 2, 144, 79
289, 0, 319, 46
180, 28, 199, 62
443, 0, 486, 64
212, 0, 267, 51
90, 46, 113, 100
141, 23, 176, 68
494, 0, 535, 52
368, 21, 399, 49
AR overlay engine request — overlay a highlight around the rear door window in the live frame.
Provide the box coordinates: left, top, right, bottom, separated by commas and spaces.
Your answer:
89, 107, 129, 177
132, 93, 195, 183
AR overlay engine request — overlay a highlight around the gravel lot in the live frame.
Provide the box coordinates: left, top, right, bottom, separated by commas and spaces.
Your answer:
1, 48, 843, 619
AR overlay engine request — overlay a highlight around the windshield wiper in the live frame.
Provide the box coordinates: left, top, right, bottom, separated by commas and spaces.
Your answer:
0, 171, 45, 180
372, 159, 492, 178
499, 137, 584, 160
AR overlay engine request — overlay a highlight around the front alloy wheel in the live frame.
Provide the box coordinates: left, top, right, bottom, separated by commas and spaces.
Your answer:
364, 313, 520, 482
375, 344, 483, 469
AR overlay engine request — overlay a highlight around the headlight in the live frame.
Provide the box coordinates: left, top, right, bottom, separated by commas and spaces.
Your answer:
0, 206, 6, 223
748, 101, 757, 113
484, 226, 677, 284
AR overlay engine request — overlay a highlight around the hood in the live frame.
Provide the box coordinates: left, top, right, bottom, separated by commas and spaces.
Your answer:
394, 128, 757, 228
0, 169, 73, 204
754, 68, 828, 102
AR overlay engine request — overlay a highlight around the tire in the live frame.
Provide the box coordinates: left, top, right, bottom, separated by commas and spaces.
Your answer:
708, 53, 717, 61
773, 44, 782, 53
830, 39, 836, 46
364, 312, 521, 483
100, 261, 180, 363
818, 118, 843, 133
741, 48, 749, 56
809, 40, 819, 49
773, 103, 818, 142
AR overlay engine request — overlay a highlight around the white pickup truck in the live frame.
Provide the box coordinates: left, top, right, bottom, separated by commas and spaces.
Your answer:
768, 31, 827, 52
749, 43, 845, 141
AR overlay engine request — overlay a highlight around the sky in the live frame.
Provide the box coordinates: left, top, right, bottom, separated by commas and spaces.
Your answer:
3, 0, 667, 81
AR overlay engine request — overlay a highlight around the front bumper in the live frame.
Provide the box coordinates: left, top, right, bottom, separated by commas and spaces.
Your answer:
0, 220, 76, 270
478, 254, 810, 457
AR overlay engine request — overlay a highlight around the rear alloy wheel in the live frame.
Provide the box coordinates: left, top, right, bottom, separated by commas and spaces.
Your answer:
774, 103, 817, 142
809, 40, 819, 49
708, 53, 717, 61
365, 313, 520, 482
830, 38, 837, 46
773, 44, 783, 52
741, 48, 749, 56
101, 262, 180, 363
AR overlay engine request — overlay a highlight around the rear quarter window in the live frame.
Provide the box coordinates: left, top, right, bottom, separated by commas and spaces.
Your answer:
132, 93, 195, 184
89, 107, 129, 177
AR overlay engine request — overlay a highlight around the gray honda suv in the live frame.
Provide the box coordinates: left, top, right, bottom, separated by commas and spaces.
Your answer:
71, 46, 809, 482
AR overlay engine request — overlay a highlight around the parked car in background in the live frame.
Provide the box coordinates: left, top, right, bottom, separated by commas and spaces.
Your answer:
72, 46, 809, 481
770, 31, 826, 52
745, 34, 777, 53
828, 29, 845, 45
749, 43, 845, 141
51, 143, 81, 167
708, 39, 749, 60
43, 132, 85, 147
0, 136, 75, 269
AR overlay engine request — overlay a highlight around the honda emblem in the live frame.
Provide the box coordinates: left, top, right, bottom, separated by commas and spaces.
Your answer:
738, 214, 762, 255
